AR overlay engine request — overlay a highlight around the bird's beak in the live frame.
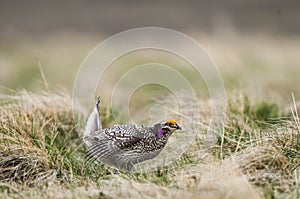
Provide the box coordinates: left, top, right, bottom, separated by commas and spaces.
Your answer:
177, 125, 182, 130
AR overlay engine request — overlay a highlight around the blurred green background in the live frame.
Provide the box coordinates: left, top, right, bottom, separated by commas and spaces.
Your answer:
0, 0, 299, 103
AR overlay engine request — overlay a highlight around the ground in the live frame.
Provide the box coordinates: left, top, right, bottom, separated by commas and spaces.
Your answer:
0, 89, 299, 199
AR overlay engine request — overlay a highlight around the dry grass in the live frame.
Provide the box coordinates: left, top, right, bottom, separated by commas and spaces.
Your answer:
0, 90, 85, 186
221, 94, 300, 198
0, 90, 299, 199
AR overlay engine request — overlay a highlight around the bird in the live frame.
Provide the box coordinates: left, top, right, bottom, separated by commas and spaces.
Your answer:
83, 96, 182, 171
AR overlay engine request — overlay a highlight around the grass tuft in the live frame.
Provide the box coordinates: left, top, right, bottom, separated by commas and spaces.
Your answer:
0, 90, 114, 186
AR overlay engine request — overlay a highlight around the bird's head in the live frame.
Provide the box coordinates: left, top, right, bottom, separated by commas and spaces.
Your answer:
156, 119, 182, 138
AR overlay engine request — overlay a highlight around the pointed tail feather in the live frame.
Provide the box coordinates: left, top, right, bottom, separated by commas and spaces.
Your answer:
83, 96, 102, 146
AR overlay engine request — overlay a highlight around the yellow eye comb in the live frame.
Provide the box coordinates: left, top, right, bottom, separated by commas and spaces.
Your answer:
166, 120, 177, 125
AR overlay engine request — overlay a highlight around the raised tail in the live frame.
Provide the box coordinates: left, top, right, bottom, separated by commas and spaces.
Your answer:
83, 96, 102, 146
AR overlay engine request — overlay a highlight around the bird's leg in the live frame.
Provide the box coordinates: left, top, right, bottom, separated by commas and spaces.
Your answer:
96, 96, 102, 130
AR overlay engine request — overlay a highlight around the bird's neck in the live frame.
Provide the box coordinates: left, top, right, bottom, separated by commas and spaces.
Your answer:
156, 128, 170, 138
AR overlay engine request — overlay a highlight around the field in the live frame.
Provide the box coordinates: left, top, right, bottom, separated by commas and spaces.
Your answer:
1, 2, 300, 197
0, 88, 299, 199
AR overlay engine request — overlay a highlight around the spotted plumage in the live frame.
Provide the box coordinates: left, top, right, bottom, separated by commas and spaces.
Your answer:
83, 97, 182, 170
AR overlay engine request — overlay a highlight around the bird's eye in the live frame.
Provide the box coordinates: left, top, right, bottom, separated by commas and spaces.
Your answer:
170, 124, 176, 128
169, 123, 176, 127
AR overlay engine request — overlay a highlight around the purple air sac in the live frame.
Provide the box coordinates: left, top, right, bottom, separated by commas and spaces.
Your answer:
157, 129, 164, 138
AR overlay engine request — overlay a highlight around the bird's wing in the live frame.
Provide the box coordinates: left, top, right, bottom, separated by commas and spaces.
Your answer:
86, 125, 150, 165
105, 125, 150, 149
